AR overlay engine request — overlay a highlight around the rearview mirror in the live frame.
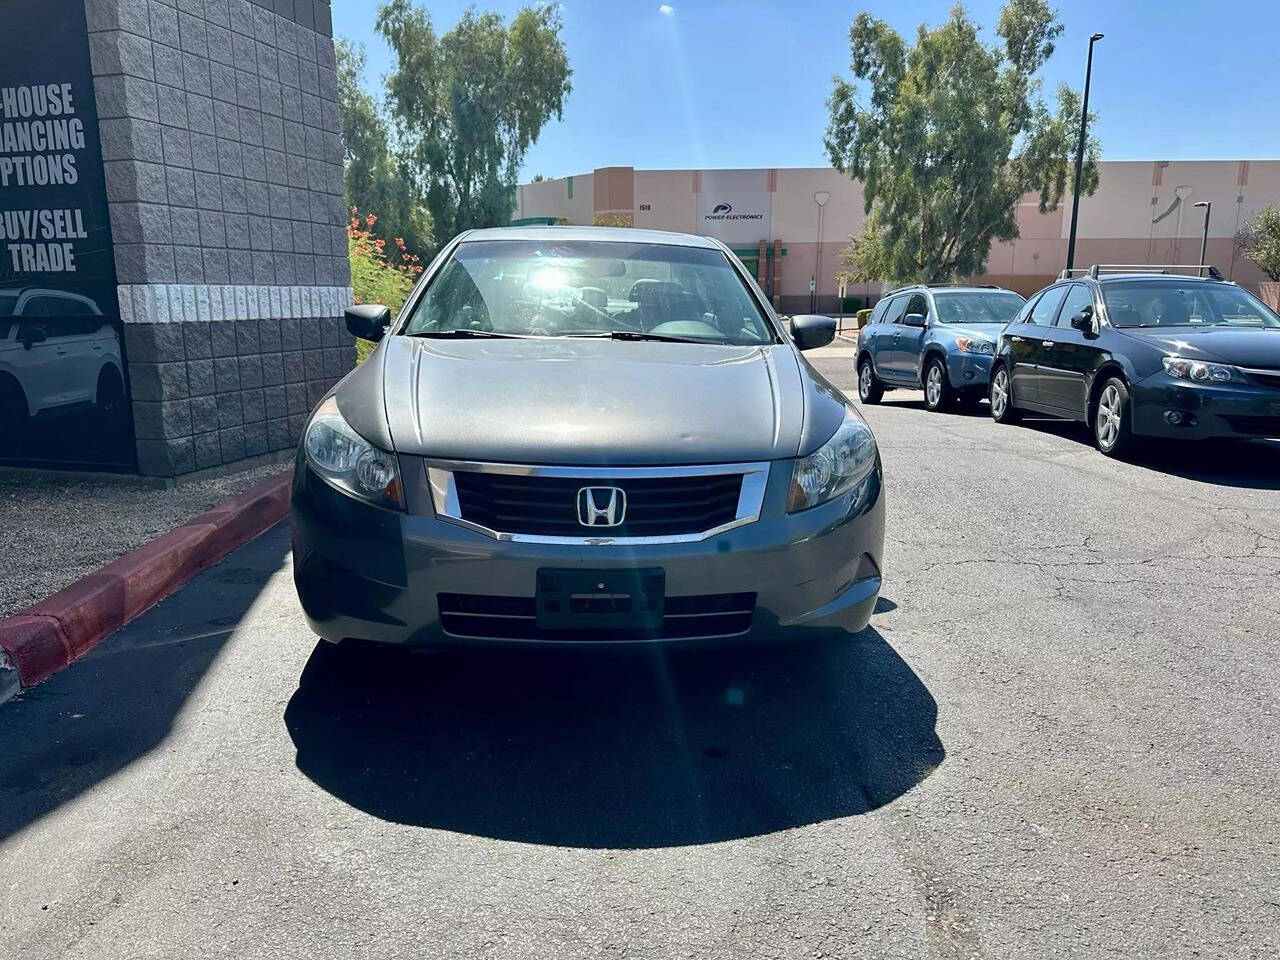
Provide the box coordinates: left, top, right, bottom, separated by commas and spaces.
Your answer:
345, 304, 392, 342
1070, 304, 1095, 332
588, 258, 627, 278
903, 313, 927, 328
790, 314, 836, 351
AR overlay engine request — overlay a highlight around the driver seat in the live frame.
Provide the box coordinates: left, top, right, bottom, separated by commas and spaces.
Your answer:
1158, 297, 1190, 326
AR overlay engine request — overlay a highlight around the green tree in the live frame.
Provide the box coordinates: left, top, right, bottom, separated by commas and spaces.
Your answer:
825, 0, 1100, 284
1236, 205, 1280, 282
336, 38, 433, 255
375, 0, 572, 239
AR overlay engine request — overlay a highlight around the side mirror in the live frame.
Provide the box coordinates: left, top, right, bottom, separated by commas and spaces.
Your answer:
344, 304, 392, 342
903, 312, 927, 328
790, 314, 836, 351
20, 326, 48, 349
1070, 304, 1095, 332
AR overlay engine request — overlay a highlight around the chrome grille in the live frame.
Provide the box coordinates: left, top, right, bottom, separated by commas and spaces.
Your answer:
452, 471, 742, 537
426, 461, 770, 544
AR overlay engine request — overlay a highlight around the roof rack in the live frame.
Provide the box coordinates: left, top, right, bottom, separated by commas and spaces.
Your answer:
883, 282, 1000, 296
1057, 264, 1225, 281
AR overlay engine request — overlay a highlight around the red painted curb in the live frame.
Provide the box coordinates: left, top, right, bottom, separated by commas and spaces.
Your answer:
0, 469, 293, 690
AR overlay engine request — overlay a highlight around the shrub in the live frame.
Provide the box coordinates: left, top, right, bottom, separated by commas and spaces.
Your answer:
1236, 205, 1280, 283
348, 208, 423, 362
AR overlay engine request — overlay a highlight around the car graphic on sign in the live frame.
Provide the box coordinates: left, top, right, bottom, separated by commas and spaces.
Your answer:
0, 288, 125, 437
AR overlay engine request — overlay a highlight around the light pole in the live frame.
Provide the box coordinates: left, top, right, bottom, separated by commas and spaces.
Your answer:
1064, 32, 1103, 274
1194, 200, 1211, 269
813, 191, 830, 313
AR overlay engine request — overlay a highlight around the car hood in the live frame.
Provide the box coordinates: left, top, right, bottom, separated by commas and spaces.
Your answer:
352, 335, 837, 466
941, 323, 1005, 341
1120, 327, 1280, 367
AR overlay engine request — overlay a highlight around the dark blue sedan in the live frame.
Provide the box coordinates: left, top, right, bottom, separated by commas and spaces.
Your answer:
989, 267, 1280, 457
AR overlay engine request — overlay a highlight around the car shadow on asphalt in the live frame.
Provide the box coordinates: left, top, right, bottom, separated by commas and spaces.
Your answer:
858, 395, 989, 418
1016, 418, 1280, 489
283, 619, 943, 849
868, 395, 1280, 488
0, 530, 291, 844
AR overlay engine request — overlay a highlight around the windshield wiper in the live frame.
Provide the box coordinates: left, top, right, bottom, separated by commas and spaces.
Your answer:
596, 330, 707, 344
406, 329, 526, 339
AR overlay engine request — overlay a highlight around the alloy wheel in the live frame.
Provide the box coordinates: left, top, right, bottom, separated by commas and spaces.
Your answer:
991, 369, 1008, 418
925, 364, 943, 408
859, 363, 872, 399
1097, 384, 1122, 450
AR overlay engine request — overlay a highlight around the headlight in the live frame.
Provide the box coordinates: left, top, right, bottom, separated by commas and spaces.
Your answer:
1162, 356, 1244, 384
304, 396, 404, 509
954, 336, 994, 355
788, 407, 878, 512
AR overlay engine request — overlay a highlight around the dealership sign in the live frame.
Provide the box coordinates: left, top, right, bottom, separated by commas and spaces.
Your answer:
1, 0, 132, 470
0, 7, 114, 311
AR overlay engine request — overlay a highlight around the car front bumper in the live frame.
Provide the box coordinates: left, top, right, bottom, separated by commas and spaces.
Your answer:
946, 352, 994, 390
290, 452, 886, 648
1130, 372, 1280, 440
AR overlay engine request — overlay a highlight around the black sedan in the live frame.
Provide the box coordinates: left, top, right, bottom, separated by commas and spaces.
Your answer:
988, 269, 1280, 456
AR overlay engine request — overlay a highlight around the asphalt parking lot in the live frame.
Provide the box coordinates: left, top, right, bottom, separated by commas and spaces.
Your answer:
3, 342, 1279, 959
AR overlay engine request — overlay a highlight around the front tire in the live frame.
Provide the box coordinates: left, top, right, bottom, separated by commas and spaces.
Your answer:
923, 357, 952, 412
1094, 376, 1135, 458
96, 366, 125, 416
858, 357, 884, 404
990, 364, 1020, 424
0, 375, 31, 444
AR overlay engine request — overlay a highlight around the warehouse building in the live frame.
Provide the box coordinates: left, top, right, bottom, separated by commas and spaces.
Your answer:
514, 161, 1280, 314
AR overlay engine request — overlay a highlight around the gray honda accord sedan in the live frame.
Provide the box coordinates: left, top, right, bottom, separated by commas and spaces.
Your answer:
291, 226, 884, 647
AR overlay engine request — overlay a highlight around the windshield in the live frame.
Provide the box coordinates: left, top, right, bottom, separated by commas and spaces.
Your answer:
932, 291, 1025, 324
1102, 281, 1280, 329
403, 239, 777, 344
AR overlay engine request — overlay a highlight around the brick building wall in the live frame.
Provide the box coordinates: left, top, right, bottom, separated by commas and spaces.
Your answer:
84, 0, 353, 476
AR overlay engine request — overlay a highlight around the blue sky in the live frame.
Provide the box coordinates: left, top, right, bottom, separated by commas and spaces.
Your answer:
333, 0, 1280, 179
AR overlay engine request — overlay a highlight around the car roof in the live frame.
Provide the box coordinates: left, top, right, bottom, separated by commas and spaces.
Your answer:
925, 286, 1018, 293
884, 283, 1017, 297
460, 225, 722, 249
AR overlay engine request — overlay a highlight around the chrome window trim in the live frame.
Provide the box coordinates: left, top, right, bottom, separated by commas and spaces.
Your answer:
426, 459, 771, 545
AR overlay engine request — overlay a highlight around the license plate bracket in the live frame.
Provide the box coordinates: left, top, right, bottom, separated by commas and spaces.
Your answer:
535, 567, 665, 632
